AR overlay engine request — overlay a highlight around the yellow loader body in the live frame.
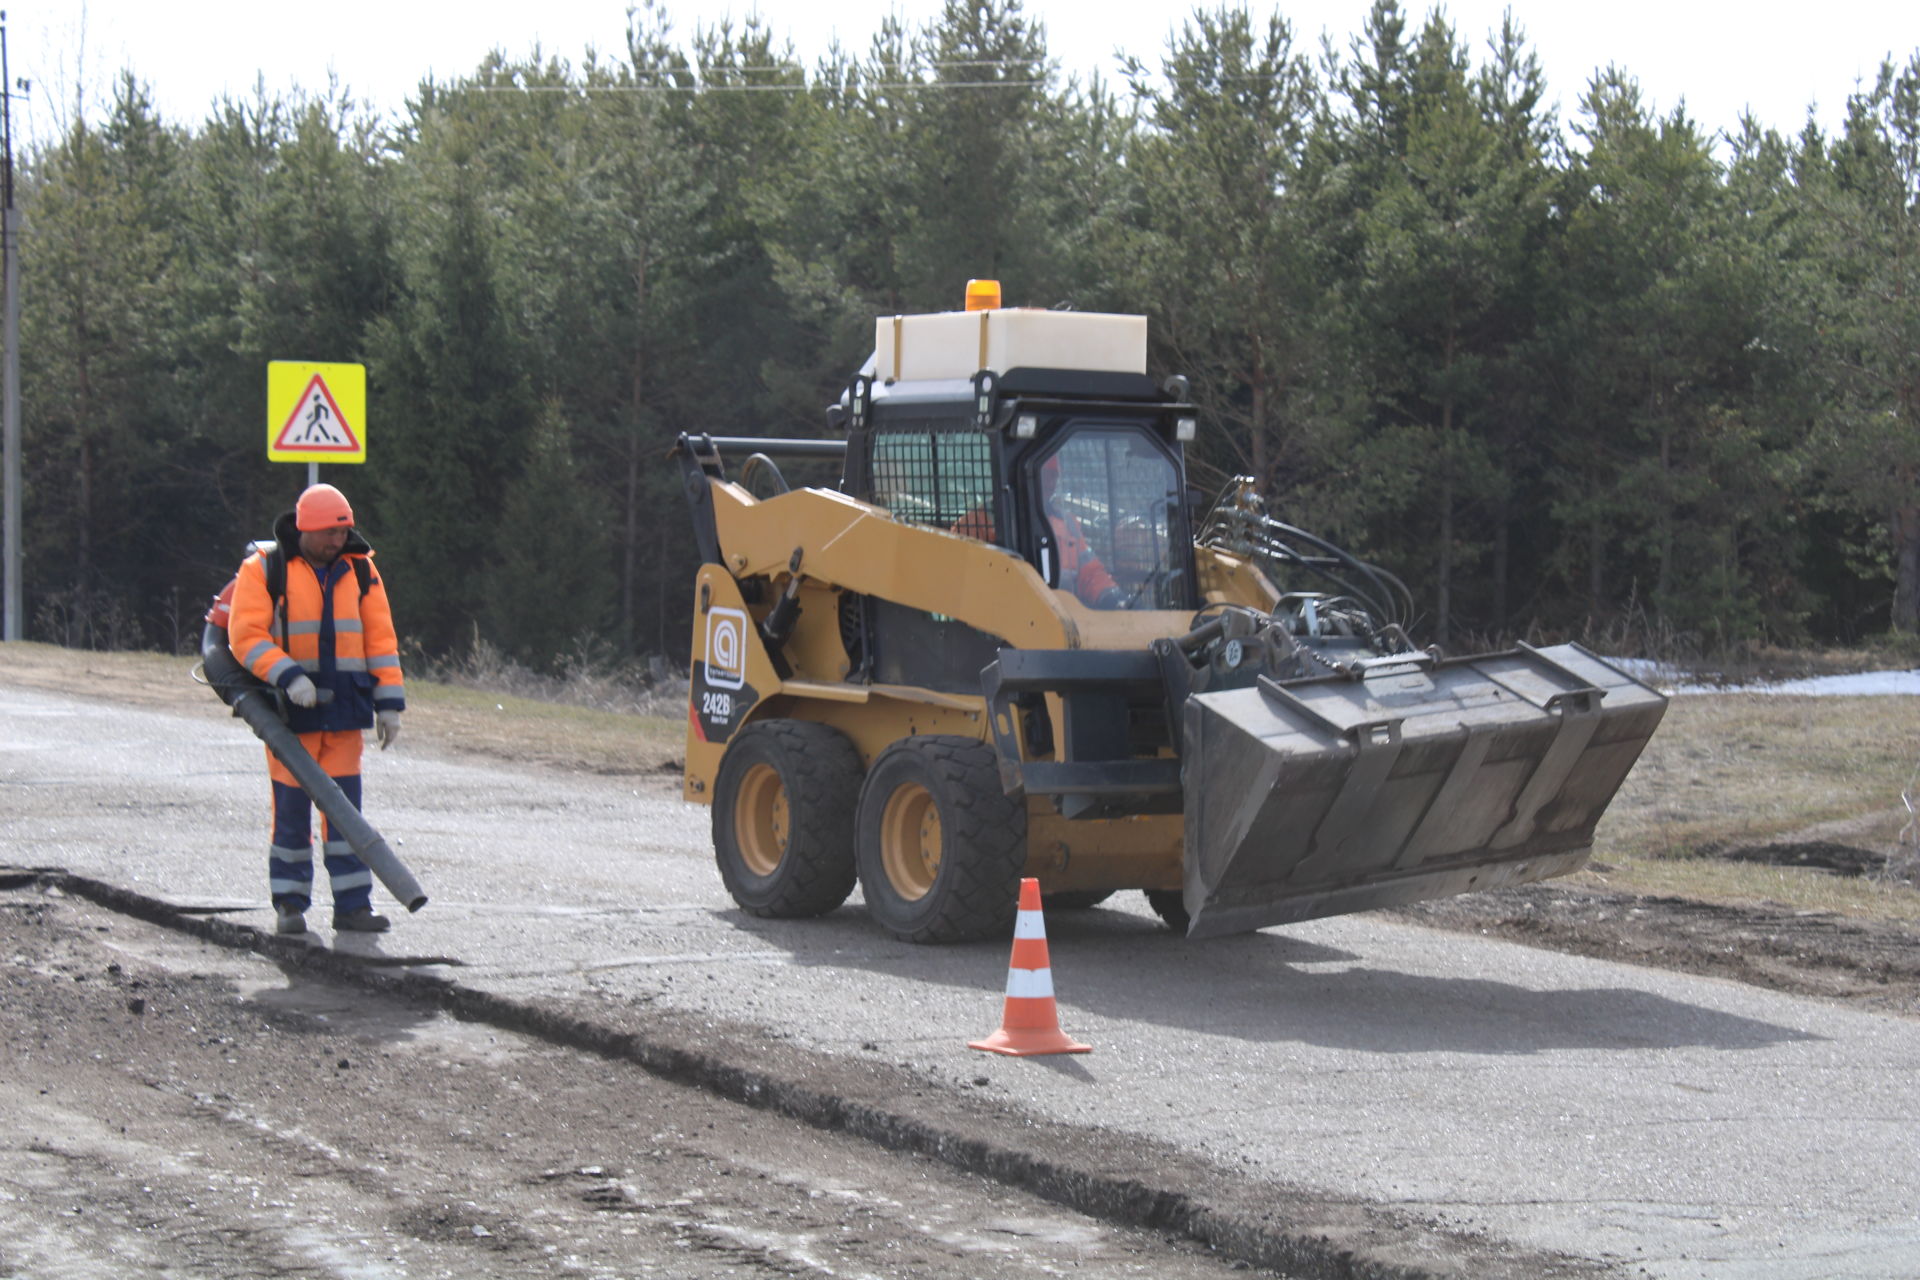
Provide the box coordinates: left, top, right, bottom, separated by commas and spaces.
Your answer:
676, 294, 1665, 942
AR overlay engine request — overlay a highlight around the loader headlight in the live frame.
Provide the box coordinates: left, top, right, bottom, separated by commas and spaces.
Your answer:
1175, 417, 1197, 441
1013, 414, 1038, 439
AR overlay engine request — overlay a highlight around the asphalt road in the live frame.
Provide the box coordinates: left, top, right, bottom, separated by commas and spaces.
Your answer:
4, 679, 1918, 1278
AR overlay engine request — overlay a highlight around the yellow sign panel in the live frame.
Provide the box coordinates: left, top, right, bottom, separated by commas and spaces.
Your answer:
268, 361, 366, 463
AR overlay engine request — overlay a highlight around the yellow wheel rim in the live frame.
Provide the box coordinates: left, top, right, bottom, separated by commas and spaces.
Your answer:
733, 762, 790, 877
879, 780, 942, 901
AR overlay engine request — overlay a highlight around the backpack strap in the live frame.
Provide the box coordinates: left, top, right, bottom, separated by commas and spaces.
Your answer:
262, 546, 289, 650
264, 545, 286, 604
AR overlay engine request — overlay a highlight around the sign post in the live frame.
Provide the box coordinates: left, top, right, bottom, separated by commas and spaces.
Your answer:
268, 361, 366, 485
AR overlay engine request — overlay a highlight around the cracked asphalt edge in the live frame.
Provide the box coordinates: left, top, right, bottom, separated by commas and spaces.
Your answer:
5, 867, 1601, 1280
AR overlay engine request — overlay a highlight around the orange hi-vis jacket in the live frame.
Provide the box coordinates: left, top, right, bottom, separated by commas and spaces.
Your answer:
1049, 509, 1118, 607
227, 512, 406, 735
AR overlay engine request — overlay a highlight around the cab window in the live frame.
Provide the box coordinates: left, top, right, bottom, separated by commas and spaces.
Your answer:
1031, 427, 1187, 610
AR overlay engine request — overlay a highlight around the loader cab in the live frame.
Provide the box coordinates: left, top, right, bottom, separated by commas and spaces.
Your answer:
846, 397, 1198, 615
840, 385, 1197, 694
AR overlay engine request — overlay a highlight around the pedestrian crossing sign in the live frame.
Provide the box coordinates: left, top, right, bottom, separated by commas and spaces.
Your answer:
268, 362, 366, 463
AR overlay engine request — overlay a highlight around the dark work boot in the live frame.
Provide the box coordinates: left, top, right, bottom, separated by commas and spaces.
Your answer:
275, 909, 307, 936
333, 907, 391, 933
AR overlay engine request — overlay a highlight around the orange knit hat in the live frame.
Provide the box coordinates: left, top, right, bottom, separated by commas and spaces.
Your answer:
295, 483, 354, 531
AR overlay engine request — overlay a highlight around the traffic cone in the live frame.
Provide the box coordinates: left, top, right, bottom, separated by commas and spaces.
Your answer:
969, 878, 1091, 1056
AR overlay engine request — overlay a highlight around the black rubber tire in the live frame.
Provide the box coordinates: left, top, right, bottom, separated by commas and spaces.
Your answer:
712, 719, 862, 918
855, 736, 1027, 944
1144, 888, 1190, 934
1046, 889, 1115, 910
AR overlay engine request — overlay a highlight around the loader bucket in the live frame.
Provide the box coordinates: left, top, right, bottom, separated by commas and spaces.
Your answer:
1179, 643, 1665, 939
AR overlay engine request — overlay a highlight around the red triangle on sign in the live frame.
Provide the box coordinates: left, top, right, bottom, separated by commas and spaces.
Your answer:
272, 374, 361, 452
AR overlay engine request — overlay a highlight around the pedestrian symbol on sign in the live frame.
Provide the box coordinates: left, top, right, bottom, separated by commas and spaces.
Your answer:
271, 373, 362, 455
297, 392, 339, 443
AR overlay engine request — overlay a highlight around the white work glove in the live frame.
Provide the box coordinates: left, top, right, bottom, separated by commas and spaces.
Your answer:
285, 674, 318, 708
375, 708, 401, 750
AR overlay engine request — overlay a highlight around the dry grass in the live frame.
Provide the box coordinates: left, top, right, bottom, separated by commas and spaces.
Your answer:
1588, 693, 1920, 922
0, 641, 684, 778
0, 642, 227, 716
410, 632, 688, 720
401, 634, 686, 775
409, 681, 683, 777
1707, 637, 1920, 683
1576, 842, 1920, 919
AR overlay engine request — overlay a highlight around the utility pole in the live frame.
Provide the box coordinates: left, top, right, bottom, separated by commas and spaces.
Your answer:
1, 10, 20, 642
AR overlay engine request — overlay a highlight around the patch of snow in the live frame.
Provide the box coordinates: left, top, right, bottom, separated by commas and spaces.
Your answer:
1604, 656, 1920, 697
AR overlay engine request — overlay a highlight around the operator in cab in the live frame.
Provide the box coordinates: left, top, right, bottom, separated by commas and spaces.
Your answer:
1039, 454, 1126, 609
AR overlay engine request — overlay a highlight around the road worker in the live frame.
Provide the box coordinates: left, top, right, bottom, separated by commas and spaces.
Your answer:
227, 483, 406, 935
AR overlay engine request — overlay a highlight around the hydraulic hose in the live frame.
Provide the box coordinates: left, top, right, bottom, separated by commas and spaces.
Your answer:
199, 622, 427, 913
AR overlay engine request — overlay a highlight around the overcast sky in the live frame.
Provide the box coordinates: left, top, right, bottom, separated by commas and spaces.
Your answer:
10, 1, 1917, 151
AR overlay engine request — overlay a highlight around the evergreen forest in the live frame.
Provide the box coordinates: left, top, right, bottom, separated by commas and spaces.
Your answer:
11, 0, 1920, 671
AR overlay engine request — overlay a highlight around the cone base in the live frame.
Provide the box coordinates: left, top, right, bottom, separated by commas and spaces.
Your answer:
968, 1027, 1092, 1056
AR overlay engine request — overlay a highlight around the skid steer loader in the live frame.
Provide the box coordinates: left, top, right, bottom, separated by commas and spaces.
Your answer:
673, 283, 1666, 943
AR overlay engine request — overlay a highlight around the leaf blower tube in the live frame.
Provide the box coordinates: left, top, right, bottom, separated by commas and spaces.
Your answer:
199, 620, 427, 913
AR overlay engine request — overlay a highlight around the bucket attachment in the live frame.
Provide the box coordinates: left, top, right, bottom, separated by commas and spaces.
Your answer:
1179, 643, 1665, 939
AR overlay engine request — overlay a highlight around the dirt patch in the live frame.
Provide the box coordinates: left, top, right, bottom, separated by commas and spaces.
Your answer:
1710, 840, 1911, 881
0, 890, 1232, 1279
1390, 878, 1920, 1018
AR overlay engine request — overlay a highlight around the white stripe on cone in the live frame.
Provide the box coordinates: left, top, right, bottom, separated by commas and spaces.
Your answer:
1005, 967, 1055, 999
1013, 911, 1046, 939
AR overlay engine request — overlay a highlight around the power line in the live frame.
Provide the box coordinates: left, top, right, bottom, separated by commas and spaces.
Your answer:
466, 68, 1294, 96
656, 58, 1057, 73
506, 57, 1287, 78
474, 79, 1054, 94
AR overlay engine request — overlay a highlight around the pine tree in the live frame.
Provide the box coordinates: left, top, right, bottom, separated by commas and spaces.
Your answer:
19, 77, 183, 647
1120, 6, 1336, 515
1796, 54, 1920, 633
